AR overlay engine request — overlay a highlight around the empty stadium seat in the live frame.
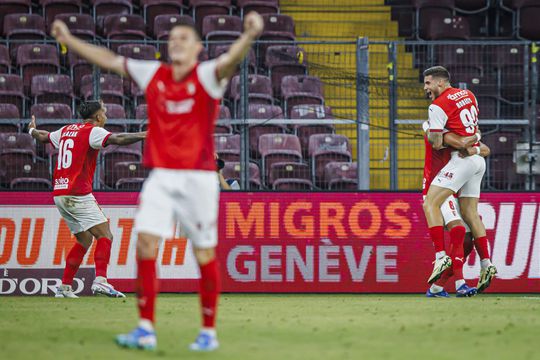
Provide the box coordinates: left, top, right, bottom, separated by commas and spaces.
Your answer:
81, 74, 124, 105
0, 104, 20, 133
258, 133, 302, 182
41, 0, 83, 30
436, 45, 482, 80
268, 161, 312, 190
16, 44, 60, 95
118, 44, 157, 94
3, 14, 46, 59
215, 105, 232, 134
236, 0, 279, 17
491, 45, 526, 102
265, 45, 307, 97
103, 14, 148, 51
0, 0, 32, 34
455, 0, 489, 13
92, 0, 133, 32
101, 142, 143, 186
324, 162, 358, 190
290, 104, 334, 157
426, 15, 470, 40
54, 14, 96, 41
258, 14, 296, 62
0, 44, 10, 74
188, 0, 232, 34
413, 0, 455, 39
214, 133, 240, 162
105, 160, 148, 189
141, 0, 187, 36
246, 104, 286, 157
30, 103, 72, 132
115, 177, 145, 190
0, 133, 37, 184
67, 51, 93, 97
10, 177, 52, 190
308, 134, 352, 185
230, 74, 273, 116
103, 103, 127, 133
0, 74, 25, 116
31, 74, 74, 107
221, 161, 261, 189
281, 75, 325, 117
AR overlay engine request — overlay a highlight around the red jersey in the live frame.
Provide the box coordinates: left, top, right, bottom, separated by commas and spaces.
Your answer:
428, 87, 479, 137
48, 123, 111, 196
125, 58, 227, 171
422, 129, 451, 196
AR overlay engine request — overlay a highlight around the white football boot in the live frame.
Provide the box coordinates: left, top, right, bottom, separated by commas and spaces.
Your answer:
91, 276, 126, 298
55, 284, 79, 298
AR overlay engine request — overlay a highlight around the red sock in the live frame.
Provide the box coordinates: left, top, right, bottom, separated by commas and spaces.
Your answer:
429, 226, 445, 253
449, 226, 466, 280
199, 259, 221, 328
474, 236, 490, 260
62, 242, 88, 285
94, 237, 112, 278
137, 258, 157, 323
435, 268, 454, 287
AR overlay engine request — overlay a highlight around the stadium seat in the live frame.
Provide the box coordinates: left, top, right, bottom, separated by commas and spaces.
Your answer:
265, 45, 308, 97
81, 74, 124, 106
1, 160, 50, 189
103, 103, 127, 133
0, 44, 11, 74
0, 134, 37, 183
475, 95, 499, 119
188, 0, 232, 34
412, 0, 455, 39
67, 51, 92, 97
40, 0, 83, 30
10, 177, 52, 190
3, 14, 47, 59
0, 74, 25, 116
230, 74, 273, 116
0, 104, 20, 133
214, 133, 240, 162
426, 15, 470, 40
115, 177, 145, 190
140, 0, 187, 36
16, 44, 60, 95
236, 0, 279, 18
281, 75, 325, 118
101, 142, 142, 186
436, 45, 482, 80
268, 161, 312, 190
30, 103, 72, 131
54, 13, 96, 41
258, 133, 302, 183
246, 104, 286, 158
118, 44, 157, 95
91, 0, 133, 33
153, 14, 195, 60
324, 162, 358, 190
221, 161, 261, 189
203, 15, 242, 58
31, 74, 74, 107
0, 0, 31, 34
308, 134, 352, 186
208, 44, 256, 72
483, 130, 526, 190
455, 0, 489, 13
103, 14, 148, 51
491, 45, 526, 102
258, 14, 296, 63
290, 104, 335, 157
215, 105, 232, 134
105, 160, 148, 189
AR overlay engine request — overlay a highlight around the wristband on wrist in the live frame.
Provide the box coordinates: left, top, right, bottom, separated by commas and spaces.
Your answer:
475, 132, 481, 142
475, 146, 481, 155
28, 127, 35, 135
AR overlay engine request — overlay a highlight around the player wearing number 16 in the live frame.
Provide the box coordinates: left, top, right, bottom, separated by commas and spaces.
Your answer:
28, 100, 146, 298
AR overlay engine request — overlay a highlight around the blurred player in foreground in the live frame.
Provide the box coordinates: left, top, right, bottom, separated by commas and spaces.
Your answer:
422, 66, 497, 296
29, 100, 146, 298
51, 12, 264, 351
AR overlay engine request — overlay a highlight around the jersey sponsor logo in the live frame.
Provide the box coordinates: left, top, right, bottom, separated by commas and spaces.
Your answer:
165, 99, 195, 114
447, 90, 468, 101
54, 177, 69, 190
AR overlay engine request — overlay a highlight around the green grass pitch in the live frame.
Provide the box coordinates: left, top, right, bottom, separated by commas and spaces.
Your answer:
1, 294, 539, 360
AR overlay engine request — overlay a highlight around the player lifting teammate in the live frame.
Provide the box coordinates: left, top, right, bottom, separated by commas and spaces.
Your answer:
422, 66, 497, 296
51, 12, 264, 351
29, 100, 146, 298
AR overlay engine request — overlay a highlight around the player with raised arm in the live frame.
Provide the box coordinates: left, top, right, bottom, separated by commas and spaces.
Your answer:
28, 100, 146, 298
51, 12, 264, 351
421, 66, 497, 294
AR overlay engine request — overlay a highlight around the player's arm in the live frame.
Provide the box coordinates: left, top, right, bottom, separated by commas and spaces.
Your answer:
459, 142, 490, 158
427, 130, 444, 150
28, 115, 50, 143
51, 20, 126, 77
105, 131, 147, 146
215, 12, 264, 81
443, 131, 482, 150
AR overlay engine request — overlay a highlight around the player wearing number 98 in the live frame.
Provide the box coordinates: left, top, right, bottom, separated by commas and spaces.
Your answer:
422, 66, 496, 295
28, 100, 146, 299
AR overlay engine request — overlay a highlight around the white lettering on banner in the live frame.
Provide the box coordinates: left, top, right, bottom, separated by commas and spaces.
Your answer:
227, 245, 398, 283
0, 278, 84, 295
493, 203, 537, 280
529, 213, 540, 278
463, 203, 496, 277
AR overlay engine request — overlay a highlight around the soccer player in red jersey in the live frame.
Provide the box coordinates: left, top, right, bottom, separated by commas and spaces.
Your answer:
28, 100, 146, 298
421, 66, 497, 296
422, 121, 492, 297
51, 12, 264, 351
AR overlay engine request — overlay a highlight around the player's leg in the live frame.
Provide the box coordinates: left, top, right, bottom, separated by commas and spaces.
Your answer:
116, 170, 174, 351
56, 230, 93, 298
458, 157, 497, 293
173, 171, 220, 352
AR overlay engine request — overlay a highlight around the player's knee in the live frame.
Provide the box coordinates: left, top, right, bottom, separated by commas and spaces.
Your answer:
447, 219, 465, 230
136, 234, 158, 259
194, 247, 216, 266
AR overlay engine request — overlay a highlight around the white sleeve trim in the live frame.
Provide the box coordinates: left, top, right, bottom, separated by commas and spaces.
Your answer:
89, 127, 111, 149
124, 58, 161, 91
48, 127, 64, 149
197, 59, 228, 100
428, 104, 448, 131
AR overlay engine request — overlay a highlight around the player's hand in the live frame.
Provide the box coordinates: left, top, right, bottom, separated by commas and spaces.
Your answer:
140, 131, 147, 138
51, 20, 72, 44
28, 115, 36, 131
244, 12, 264, 39
459, 147, 475, 158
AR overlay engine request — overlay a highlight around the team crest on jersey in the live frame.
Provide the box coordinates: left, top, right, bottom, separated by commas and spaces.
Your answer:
187, 82, 196, 95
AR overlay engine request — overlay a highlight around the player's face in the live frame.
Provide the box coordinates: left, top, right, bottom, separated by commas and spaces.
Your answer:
168, 26, 203, 64
423, 75, 443, 101
95, 105, 107, 127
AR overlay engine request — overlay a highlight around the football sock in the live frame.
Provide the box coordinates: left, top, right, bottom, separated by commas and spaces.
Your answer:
435, 268, 453, 287
199, 258, 220, 329
480, 259, 493, 270
138, 319, 154, 332
435, 251, 446, 260
475, 236, 491, 263
94, 237, 112, 278
62, 242, 88, 285
455, 279, 466, 290
449, 226, 466, 281
137, 258, 157, 323
429, 226, 445, 255
430, 284, 444, 293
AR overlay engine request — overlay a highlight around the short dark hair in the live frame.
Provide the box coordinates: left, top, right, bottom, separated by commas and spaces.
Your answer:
78, 100, 102, 119
170, 22, 201, 41
423, 66, 451, 82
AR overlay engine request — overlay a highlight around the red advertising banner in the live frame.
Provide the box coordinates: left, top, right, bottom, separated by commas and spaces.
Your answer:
0, 192, 539, 294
